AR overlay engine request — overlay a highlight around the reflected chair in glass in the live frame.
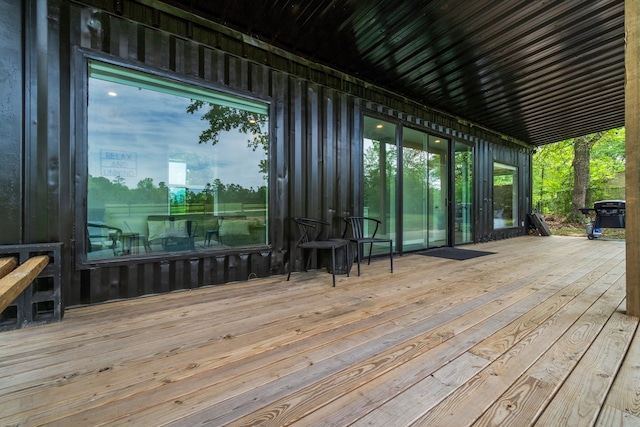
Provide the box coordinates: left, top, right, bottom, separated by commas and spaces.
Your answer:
342, 216, 393, 276
87, 222, 124, 256
287, 217, 349, 287
161, 220, 198, 251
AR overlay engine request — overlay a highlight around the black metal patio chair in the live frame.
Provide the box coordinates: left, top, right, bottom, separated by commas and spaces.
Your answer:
342, 216, 393, 276
287, 217, 349, 287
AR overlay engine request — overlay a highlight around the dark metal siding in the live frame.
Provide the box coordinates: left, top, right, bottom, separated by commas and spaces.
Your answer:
10, 0, 531, 307
0, 0, 25, 244
474, 140, 532, 242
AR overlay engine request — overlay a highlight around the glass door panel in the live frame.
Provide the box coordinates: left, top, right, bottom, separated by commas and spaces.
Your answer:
401, 129, 449, 250
454, 142, 473, 244
402, 128, 429, 251
493, 162, 518, 228
427, 136, 449, 247
363, 116, 396, 252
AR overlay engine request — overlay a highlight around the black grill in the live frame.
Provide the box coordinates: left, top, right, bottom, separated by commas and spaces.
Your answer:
593, 200, 626, 229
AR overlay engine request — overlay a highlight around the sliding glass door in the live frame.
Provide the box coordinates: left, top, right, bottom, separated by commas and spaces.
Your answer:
363, 116, 463, 252
401, 127, 449, 250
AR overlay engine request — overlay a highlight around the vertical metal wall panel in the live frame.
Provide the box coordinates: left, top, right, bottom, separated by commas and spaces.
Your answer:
323, 87, 336, 226
107, 266, 121, 301
271, 71, 289, 272
225, 254, 239, 283
338, 95, 355, 219
237, 254, 250, 280
124, 264, 138, 299
188, 258, 200, 287
350, 102, 364, 216
140, 263, 154, 296
214, 255, 226, 284
307, 83, 321, 220
26, 0, 51, 241
173, 260, 186, 291
0, 0, 24, 244
251, 252, 271, 278
288, 76, 306, 273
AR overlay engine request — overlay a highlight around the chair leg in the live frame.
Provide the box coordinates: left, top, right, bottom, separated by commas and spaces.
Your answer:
287, 248, 293, 281
304, 249, 313, 272
356, 242, 362, 276
367, 242, 374, 265
331, 246, 337, 287
389, 240, 394, 273
346, 244, 351, 278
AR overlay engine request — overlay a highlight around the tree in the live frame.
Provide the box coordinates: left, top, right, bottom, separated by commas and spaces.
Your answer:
533, 128, 625, 218
533, 140, 574, 214
570, 132, 604, 221
185, 101, 269, 175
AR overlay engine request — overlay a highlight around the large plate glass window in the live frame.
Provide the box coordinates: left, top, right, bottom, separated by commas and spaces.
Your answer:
493, 162, 518, 228
86, 60, 269, 259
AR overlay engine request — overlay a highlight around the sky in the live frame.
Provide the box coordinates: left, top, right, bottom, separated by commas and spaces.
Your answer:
87, 78, 268, 191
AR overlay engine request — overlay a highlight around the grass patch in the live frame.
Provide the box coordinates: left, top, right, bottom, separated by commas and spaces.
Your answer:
541, 214, 625, 239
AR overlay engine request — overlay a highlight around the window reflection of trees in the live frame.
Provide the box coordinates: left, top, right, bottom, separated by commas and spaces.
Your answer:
364, 140, 397, 219
187, 101, 269, 178
88, 103, 269, 211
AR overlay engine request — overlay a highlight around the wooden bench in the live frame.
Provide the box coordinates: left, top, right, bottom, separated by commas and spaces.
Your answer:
0, 255, 50, 315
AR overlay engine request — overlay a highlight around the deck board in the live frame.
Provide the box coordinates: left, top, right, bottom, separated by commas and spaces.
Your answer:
0, 236, 636, 426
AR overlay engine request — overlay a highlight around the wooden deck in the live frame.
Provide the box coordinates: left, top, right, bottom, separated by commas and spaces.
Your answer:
1, 236, 638, 426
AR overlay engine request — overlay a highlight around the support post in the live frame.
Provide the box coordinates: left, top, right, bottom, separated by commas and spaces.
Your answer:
626, 0, 640, 317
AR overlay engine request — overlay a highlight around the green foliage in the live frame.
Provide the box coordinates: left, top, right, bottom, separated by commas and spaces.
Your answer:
533, 128, 625, 215
590, 128, 626, 200
88, 175, 169, 206
363, 141, 397, 218
186, 101, 269, 176
88, 175, 266, 207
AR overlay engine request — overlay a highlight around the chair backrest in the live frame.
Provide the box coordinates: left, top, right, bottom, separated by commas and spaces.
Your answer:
345, 216, 381, 239
294, 217, 328, 245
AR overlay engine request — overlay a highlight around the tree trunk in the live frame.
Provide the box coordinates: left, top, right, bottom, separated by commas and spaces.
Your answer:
571, 132, 604, 220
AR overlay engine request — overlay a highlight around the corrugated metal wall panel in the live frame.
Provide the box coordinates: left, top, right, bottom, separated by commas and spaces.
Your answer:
0, 0, 25, 245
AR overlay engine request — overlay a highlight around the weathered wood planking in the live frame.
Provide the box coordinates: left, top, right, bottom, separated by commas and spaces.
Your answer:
281, 244, 623, 427
534, 302, 638, 426
0, 237, 636, 427
412, 261, 627, 427
598, 317, 640, 423
0, 257, 17, 279
0, 255, 49, 314
626, 0, 640, 317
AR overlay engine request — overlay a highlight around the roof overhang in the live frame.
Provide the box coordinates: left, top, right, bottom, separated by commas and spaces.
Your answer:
157, 0, 624, 146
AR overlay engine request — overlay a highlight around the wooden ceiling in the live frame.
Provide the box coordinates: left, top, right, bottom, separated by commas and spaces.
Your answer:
161, 0, 625, 146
